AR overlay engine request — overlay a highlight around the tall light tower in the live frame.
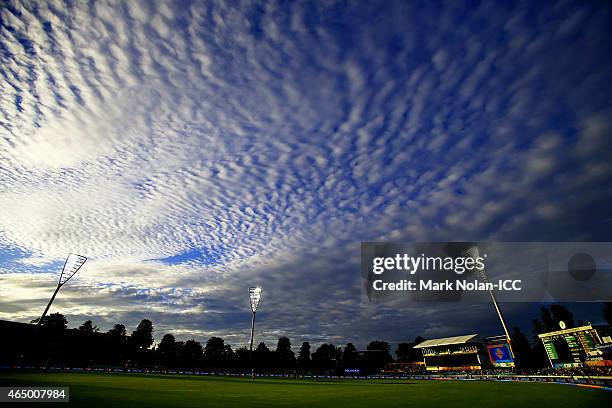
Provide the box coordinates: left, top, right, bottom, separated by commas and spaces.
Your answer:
38, 253, 87, 325
466, 246, 515, 359
248, 286, 262, 378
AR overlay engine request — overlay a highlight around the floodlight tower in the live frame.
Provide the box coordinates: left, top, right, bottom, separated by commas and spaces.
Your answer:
37, 253, 87, 325
248, 286, 262, 377
466, 247, 515, 359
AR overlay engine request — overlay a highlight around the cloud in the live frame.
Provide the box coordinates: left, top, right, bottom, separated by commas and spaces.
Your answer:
0, 0, 611, 347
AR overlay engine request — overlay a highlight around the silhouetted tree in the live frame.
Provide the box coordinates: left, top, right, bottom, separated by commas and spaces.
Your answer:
157, 334, 177, 367
131, 319, 154, 350
396, 337, 425, 362
224, 344, 235, 363
533, 305, 575, 333
78, 320, 98, 334
108, 324, 126, 338
275, 337, 295, 367
511, 327, 533, 368
530, 340, 549, 368
312, 344, 339, 369
254, 342, 271, 368
366, 340, 393, 364
105, 323, 128, 365
235, 346, 250, 366
255, 342, 270, 353
297, 342, 311, 366
549, 304, 575, 328
532, 318, 546, 335
179, 339, 203, 368
396, 343, 413, 362
342, 343, 357, 363
40, 313, 68, 331
204, 337, 226, 365
540, 307, 555, 331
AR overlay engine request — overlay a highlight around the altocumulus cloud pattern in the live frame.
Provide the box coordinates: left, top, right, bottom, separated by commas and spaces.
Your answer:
0, 0, 611, 346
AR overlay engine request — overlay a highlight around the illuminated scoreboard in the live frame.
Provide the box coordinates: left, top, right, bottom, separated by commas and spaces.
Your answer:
484, 336, 515, 368
538, 323, 610, 368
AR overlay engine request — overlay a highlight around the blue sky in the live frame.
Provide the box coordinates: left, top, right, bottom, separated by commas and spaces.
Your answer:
0, 0, 611, 349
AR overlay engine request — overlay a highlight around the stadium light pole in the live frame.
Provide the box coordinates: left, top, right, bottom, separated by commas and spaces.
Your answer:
466, 247, 515, 360
37, 253, 87, 325
248, 286, 262, 379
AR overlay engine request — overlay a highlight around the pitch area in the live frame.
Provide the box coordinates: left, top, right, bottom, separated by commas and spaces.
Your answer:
0, 372, 609, 408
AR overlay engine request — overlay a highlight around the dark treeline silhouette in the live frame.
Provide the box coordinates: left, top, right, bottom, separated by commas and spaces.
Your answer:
0, 304, 608, 374
0, 316, 395, 374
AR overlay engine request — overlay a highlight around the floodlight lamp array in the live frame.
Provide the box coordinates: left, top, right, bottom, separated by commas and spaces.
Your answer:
463, 246, 489, 283
58, 253, 87, 285
249, 286, 262, 312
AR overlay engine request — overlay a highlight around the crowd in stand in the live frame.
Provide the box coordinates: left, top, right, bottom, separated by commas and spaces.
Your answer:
420, 366, 612, 377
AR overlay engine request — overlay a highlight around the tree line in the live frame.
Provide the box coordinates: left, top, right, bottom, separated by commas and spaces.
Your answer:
2, 314, 397, 373
1, 303, 609, 373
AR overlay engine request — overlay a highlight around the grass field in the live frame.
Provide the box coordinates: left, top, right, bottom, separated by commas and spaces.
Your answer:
0, 372, 609, 408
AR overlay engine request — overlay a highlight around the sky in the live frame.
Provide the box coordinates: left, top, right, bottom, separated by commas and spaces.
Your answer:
1, 0, 611, 351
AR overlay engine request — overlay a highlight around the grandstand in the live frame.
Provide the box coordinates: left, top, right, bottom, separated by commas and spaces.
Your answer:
413, 334, 486, 371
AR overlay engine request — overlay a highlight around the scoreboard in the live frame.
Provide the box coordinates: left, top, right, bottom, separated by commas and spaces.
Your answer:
538, 324, 607, 368
484, 336, 515, 368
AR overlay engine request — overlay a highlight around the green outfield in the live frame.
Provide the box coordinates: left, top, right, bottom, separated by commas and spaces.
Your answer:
0, 372, 609, 408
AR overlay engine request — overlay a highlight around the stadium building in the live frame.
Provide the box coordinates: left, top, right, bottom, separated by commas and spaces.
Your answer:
413, 334, 487, 371
538, 323, 612, 368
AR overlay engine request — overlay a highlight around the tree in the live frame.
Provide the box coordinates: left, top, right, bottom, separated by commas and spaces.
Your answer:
255, 342, 270, 353
312, 344, 339, 369
180, 340, 203, 368
131, 319, 154, 350
511, 327, 533, 368
297, 342, 311, 365
235, 346, 250, 366
254, 342, 271, 368
396, 337, 425, 362
366, 341, 392, 363
604, 302, 612, 326
204, 337, 226, 365
275, 337, 295, 367
106, 323, 128, 365
223, 344, 235, 362
396, 343, 413, 362
157, 334, 177, 367
78, 320, 99, 334
533, 305, 575, 333
540, 307, 555, 331
342, 343, 357, 363
532, 318, 546, 335
40, 313, 68, 331
108, 324, 126, 338
549, 304, 575, 328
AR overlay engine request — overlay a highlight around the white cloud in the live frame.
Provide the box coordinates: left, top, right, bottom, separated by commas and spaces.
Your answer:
0, 0, 611, 344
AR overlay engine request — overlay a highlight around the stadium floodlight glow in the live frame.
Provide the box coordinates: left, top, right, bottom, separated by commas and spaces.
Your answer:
249, 286, 262, 312
465, 246, 515, 359
248, 286, 262, 379
38, 253, 87, 325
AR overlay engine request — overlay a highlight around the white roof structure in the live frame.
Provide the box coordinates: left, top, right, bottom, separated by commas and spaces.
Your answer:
413, 334, 478, 348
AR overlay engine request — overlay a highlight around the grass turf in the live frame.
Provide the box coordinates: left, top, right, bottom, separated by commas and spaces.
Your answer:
0, 372, 609, 408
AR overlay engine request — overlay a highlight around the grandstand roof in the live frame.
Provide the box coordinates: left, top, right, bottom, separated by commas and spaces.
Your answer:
413, 334, 478, 348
